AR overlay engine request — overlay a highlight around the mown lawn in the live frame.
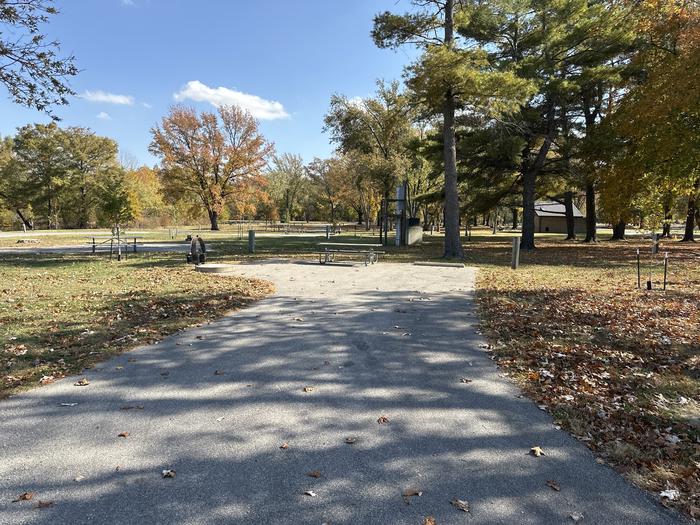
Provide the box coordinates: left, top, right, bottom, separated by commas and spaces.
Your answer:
0, 253, 273, 399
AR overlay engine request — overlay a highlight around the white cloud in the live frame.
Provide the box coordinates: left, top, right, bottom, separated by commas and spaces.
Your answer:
121, 0, 134, 6
82, 90, 134, 105
347, 96, 365, 108
141, 102, 152, 109
96, 111, 111, 120
173, 80, 289, 120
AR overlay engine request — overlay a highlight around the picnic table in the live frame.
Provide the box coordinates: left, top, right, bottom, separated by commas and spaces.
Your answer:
86, 235, 145, 254
317, 242, 384, 266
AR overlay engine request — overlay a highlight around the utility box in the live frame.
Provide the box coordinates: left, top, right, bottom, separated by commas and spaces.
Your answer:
407, 225, 423, 245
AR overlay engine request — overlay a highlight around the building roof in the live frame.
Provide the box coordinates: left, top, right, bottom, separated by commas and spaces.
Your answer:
534, 200, 584, 218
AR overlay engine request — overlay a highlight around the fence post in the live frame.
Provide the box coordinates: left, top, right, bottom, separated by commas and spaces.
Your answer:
663, 252, 668, 290
511, 236, 521, 270
636, 249, 641, 289
248, 230, 255, 253
325, 225, 330, 239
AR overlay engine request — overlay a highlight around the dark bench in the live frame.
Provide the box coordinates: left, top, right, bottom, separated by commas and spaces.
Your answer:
317, 243, 385, 266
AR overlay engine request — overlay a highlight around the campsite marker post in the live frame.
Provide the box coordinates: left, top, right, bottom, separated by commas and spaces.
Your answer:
248, 230, 255, 254
511, 237, 520, 270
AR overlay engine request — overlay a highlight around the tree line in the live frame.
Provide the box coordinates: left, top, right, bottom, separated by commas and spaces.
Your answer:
1, 0, 698, 252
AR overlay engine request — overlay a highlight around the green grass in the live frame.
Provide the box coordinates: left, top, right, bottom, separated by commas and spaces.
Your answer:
0, 253, 273, 399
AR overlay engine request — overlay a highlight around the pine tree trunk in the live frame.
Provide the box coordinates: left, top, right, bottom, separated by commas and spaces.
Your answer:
584, 182, 597, 242
209, 210, 220, 231
611, 221, 626, 240
564, 191, 576, 240
520, 102, 556, 251
521, 169, 536, 250
441, 0, 463, 259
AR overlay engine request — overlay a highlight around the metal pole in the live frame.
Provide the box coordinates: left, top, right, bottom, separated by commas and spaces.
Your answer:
636, 249, 641, 289
511, 236, 521, 270
663, 252, 668, 290
92, 237, 95, 254
248, 230, 255, 253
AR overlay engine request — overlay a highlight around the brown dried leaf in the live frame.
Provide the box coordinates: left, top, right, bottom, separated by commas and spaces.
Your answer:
459, 377, 473, 383
279, 442, 289, 449
307, 470, 322, 478
423, 517, 436, 525
118, 432, 130, 438
546, 480, 560, 491
74, 378, 90, 387
530, 446, 545, 457
377, 415, 389, 424
303, 386, 315, 392
402, 488, 422, 504
450, 498, 469, 512
12, 492, 35, 502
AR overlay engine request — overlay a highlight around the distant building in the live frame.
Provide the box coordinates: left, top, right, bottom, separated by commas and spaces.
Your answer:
534, 200, 586, 234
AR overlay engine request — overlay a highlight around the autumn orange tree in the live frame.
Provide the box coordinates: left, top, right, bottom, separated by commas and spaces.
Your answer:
149, 105, 273, 230
599, 0, 700, 240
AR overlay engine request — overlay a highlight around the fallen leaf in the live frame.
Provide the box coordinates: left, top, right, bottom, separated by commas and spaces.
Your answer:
303, 386, 315, 392
304, 490, 317, 497
659, 489, 679, 500
423, 517, 436, 525
307, 470, 322, 478
161, 469, 176, 478
280, 442, 289, 449
35, 501, 54, 508
450, 498, 469, 512
377, 415, 389, 424
39, 375, 54, 385
402, 488, 422, 504
120, 405, 144, 410
345, 437, 357, 445
570, 512, 584, 522
459, 377, 472, 383
530, 446, 545, 457
74, 475, 84, 482
118, 432, 130, 438
12, 492, 35, 502
74, 378, 90, 387
546, 480, 560, 491
213, 370, 225, 376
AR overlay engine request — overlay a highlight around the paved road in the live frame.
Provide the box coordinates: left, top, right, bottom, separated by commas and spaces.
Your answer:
0, 261, 680, 524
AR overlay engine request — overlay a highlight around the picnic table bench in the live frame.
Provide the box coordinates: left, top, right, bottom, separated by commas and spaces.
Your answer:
317, 242, 384, 266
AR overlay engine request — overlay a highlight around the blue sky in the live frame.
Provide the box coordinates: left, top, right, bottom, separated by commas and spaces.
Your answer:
0, 0, 416, 166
